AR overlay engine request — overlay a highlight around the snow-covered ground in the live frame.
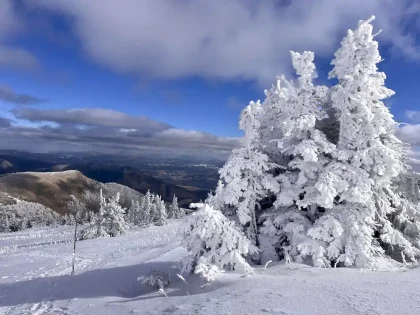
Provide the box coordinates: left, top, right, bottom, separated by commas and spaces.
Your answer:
1, 221, 419, 315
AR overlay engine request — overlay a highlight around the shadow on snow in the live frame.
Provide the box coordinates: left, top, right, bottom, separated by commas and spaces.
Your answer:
0, 261, 228, 307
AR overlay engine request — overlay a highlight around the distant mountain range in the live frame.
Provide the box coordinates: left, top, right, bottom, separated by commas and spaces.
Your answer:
51, 163, 209, 206
0, 151, 211, 210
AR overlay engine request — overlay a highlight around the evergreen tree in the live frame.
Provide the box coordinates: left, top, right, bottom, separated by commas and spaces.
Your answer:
313, 16, 420, 267
21, 215, 28, 230
273, 51, 334, 211
149, 193, 159, 222
181, 203, 258, 282
80, 192, 129, 239
209, 16, 420, 268
2, 214, 10, 233
216, 101, 280, 245
140, 190, 152, 225
130, 200, 140, 225
68, 213, 76, 226
155, 199, 168, 225
168, 195, 183, 218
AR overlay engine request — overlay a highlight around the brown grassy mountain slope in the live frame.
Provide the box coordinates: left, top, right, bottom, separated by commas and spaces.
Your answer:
0, 170, 102, 215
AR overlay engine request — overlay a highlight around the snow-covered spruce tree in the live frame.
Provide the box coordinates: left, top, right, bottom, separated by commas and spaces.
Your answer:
214, 101, 280, 246
67, 195, 87, 221
257, 51, 336, 264
180, 203, 258, 281
1, 214, 10, 233
272, 52, 334, 210
155, 198, 168, 225
126, 199, 136, 223
276, 17, 420, 268
79, 192, 129, 240
210, 17, 420, 268
128, 199, 143, 225
68, 214, 76, 226
139, 190, 152, 225
168, 195, 184, 219
149, 193, 159, 222
309, 16, 420, 267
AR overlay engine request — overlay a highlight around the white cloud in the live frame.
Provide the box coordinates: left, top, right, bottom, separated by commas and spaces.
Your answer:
0, 85, 45, 105
397, 124, 420, 171
0, 0, 40, 71
397, 124, 420, 146
4, 107, 239, 156
23, 0, 420, 84
407, 149, 420, 171
12, 108, 170, 130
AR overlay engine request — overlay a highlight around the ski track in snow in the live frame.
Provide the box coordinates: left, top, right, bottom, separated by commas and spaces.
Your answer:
1, 220, 420, 315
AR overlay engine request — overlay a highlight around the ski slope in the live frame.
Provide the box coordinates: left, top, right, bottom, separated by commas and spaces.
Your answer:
1, 220, 419, 315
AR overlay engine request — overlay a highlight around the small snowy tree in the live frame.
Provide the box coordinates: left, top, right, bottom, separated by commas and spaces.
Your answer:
155, 199, 168, 225
67, 195, 86, 217
140, 190, 152, 225
149, 193, 159, 222
79, 192, 129, 240
126, 199, 135, 223
138, 269, 170, 290
1, 214, 10, 233
168, 195, 183, 218
180, 203, 258, 282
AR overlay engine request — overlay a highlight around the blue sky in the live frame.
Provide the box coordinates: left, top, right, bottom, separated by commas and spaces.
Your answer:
0, 0, 419, 166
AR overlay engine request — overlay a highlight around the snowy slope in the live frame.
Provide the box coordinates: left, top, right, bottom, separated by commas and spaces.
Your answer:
1, 220, 419, 315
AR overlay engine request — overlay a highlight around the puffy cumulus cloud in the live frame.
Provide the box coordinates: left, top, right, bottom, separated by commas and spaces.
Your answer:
0, 85, 45, 105
3, 108, 239, 157
23, 0, 420, 84
0, 1, 40, 70
397, 124, 420, 146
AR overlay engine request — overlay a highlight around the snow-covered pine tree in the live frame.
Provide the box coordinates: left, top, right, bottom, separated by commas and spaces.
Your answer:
1, 214, 10, 233
130, 200, 141, 226
168, 195, 183, 218
68, 213, 76, 226
21, 215, 28, 230
180, 203, 258, 281
128, 198, 144, 225
79, 192, 129, 239
273, 51, 334, 210
155, 199, 168, 225
305, 16, 420, 267
102, 192, 129, 236
215, 101, 280, 245
149, 193, 159, 222
209, 17, 420, 269
140, 190, 152, 225
258, 51, 336, 264
126, 199, 135, 223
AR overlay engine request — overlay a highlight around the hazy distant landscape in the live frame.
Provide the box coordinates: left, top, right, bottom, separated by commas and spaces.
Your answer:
0, 150, 220, 206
